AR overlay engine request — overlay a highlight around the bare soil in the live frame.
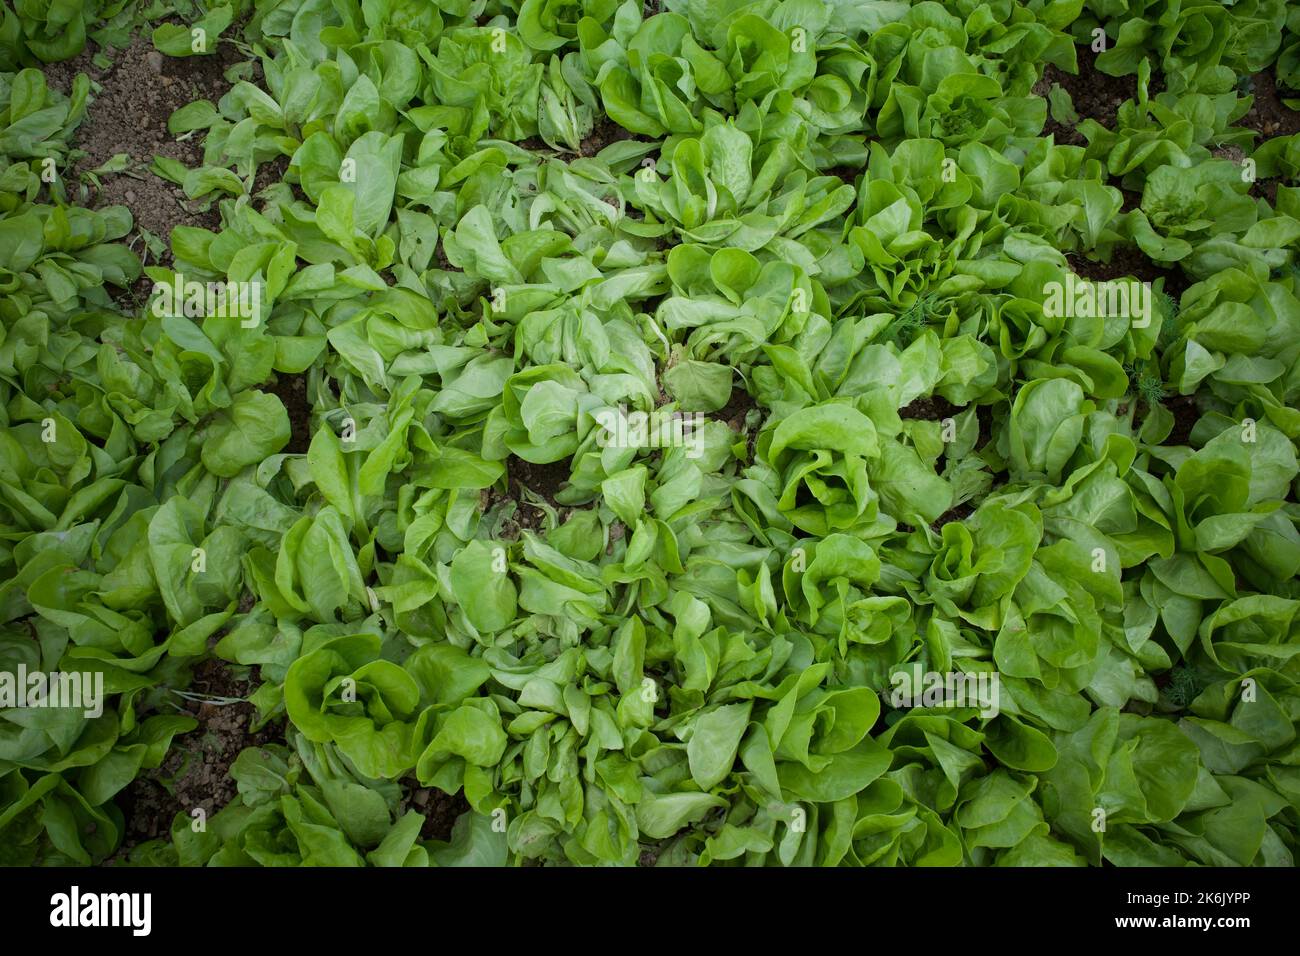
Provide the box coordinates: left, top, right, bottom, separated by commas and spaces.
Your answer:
480, 456, 584, 538
976, 403, 994, 450
825, 165, 862, 185
45, 35, 245, 265
1035, 44, 1148, 147
507, 455, 570, 507
580, 116, 635, 157
252, 153, 292, 210
1236, 69, 1300, 203
1163, 393, 1200, 447
900, 395, 960, 421
711, 386, 759, 433
932, 500, 976, 531
266, 374, 313, 455
1239, 70, 1300, 139
111, 658, 283, 854
1067, 248, 1190, 303
405, 784, 471, 842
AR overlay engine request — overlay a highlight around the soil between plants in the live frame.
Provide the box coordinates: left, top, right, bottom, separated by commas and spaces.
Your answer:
480, 456, 591, 538
110, 658, 284, 857
1066, 248, 1190, 302
406, 785, 471, 843
932, 501, 976, 531
1238, 70, 1300, 203
713, 386, 759, 433
507, 455, 570, 506
45, 35, 245, 266
1239, 70, 1300, 140
900, 395, 960, 421
580, 116, 635, 157
1035, 43, 1145, 147
1164, 393, 1200, 447
266, 374, 313, 455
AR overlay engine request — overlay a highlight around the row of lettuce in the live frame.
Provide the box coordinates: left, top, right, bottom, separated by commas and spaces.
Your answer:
1, 0, 1298, 866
